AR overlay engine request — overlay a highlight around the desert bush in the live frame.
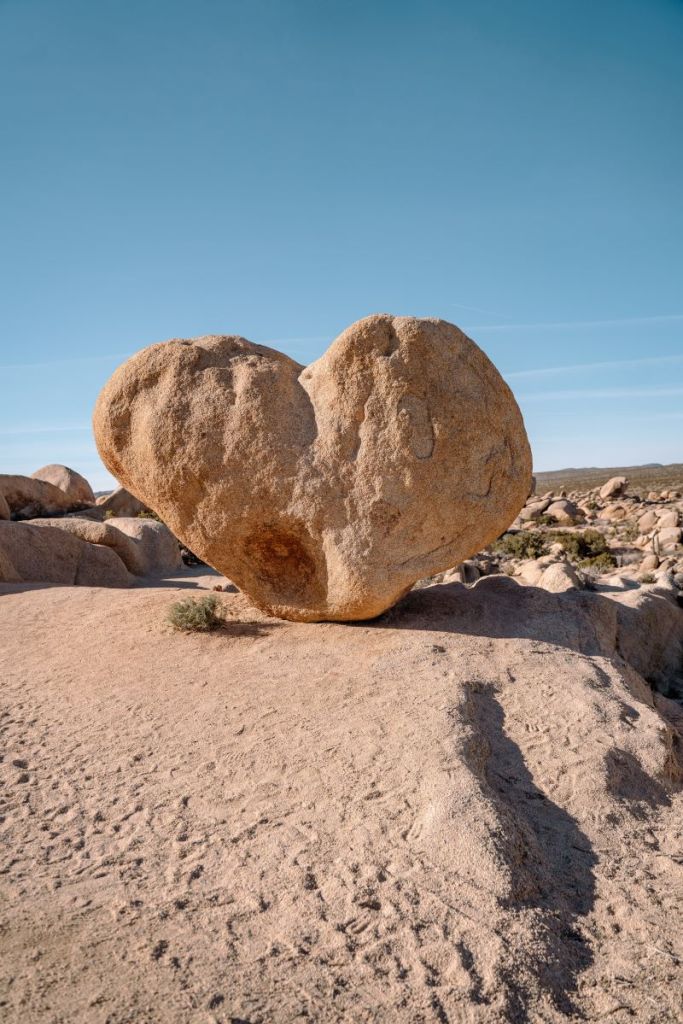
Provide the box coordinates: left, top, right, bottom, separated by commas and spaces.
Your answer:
535, 514, 556, 527
620, 521, 639, 542
492, 532, 547, 560
549, 528, 609, 560
137, 510, 162, 522
578, 552, 617, 572
103, 509, 115, 519
167, 594, 221, 632
639, 572, 656, 584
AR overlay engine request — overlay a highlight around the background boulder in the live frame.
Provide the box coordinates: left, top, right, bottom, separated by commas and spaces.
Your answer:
0, 474, 90, 518
0, 521, 132, 587
31, 464, 95, 505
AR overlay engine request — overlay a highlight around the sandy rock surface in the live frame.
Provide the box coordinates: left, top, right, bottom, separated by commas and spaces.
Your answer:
30, 464, 96, 505
94, 315, 531, 621
0, 573, 681, 1023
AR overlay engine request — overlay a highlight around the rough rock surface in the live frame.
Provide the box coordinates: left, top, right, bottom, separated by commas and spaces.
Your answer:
94, 315, 532, 621
0, 491, 9, 521
0, 521, 132, 587
96, 485, 149, 518
0, 474, 89, 518
30, 464, 95, 505
0, 545, 20, 582
0, 574, 681, 1023
107, 517, 182, 576
599, 476, 627, 500
546, 498, 580, 523
26, 516, 179, 577
537, 560, 583, 592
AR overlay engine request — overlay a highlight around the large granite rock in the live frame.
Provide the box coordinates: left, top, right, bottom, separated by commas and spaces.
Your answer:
600, 476, 627, 500
96, 485, 149, 518
0, 522, 132, 587
31, 464, 95, 505
94, 314, 532, 621
26, 516, 180, 577
106, 517, 182, 576
0, 474, 90, 518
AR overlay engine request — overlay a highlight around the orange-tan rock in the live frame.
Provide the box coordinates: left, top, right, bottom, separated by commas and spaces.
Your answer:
26, 516, 181, 577
30, 464, 95, 505
94, 314, 532, 620
0, 521, 132, 587
0, 474, 89, 518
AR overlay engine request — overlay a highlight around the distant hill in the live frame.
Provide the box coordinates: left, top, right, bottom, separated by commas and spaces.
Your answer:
534, 462, 683, 495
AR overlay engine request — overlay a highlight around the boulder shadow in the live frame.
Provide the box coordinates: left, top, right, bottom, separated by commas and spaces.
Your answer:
463, 682, 596, 1019
372, 574, 683, 703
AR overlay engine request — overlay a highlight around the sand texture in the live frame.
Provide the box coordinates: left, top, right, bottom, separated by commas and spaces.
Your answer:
1, 573, 681, 1023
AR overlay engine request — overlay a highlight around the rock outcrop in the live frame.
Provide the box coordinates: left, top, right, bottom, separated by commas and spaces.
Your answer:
1, 574, 681, 1023
26, 516, 180, 577
0, 521, 132, 587
96, 485, 149, 518
600, 475, 627, 500
104, 517, 182, 576
94, 315, 532, 621
30, 464, 95, 505
0, 474, 91, 519
0, 545, 20, 582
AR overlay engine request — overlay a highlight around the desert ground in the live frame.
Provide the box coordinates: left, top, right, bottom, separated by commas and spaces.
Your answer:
1, 466, 682, 1023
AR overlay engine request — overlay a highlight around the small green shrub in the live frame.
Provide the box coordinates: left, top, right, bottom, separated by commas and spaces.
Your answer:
103, 509, 115, 520
492, 532, 547, 560
548, 528, 609, 561
167, 594, 221, 632
535, 514, 556, 527
639, 572, 656, 584
578, 552, 617, 573
137, 510, 162, 521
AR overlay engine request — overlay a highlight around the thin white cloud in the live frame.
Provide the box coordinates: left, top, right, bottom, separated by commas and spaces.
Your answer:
0, 425, 91, 435
505, 353, 683, 379
470, 313, 683, 331
519, 386, 683, 401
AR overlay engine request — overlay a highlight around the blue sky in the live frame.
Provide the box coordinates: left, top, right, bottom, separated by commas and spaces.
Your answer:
1, 0, 681, 489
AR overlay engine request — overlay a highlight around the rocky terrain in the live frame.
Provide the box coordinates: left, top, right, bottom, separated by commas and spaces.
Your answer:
535, 463, 683, 497
1, 460, 682, 1022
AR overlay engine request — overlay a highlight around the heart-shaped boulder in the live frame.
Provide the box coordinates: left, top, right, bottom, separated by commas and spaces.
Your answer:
94, 314, 531, 620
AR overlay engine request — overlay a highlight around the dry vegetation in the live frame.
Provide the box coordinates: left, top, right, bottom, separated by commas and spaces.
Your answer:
535, 462, 683, 496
